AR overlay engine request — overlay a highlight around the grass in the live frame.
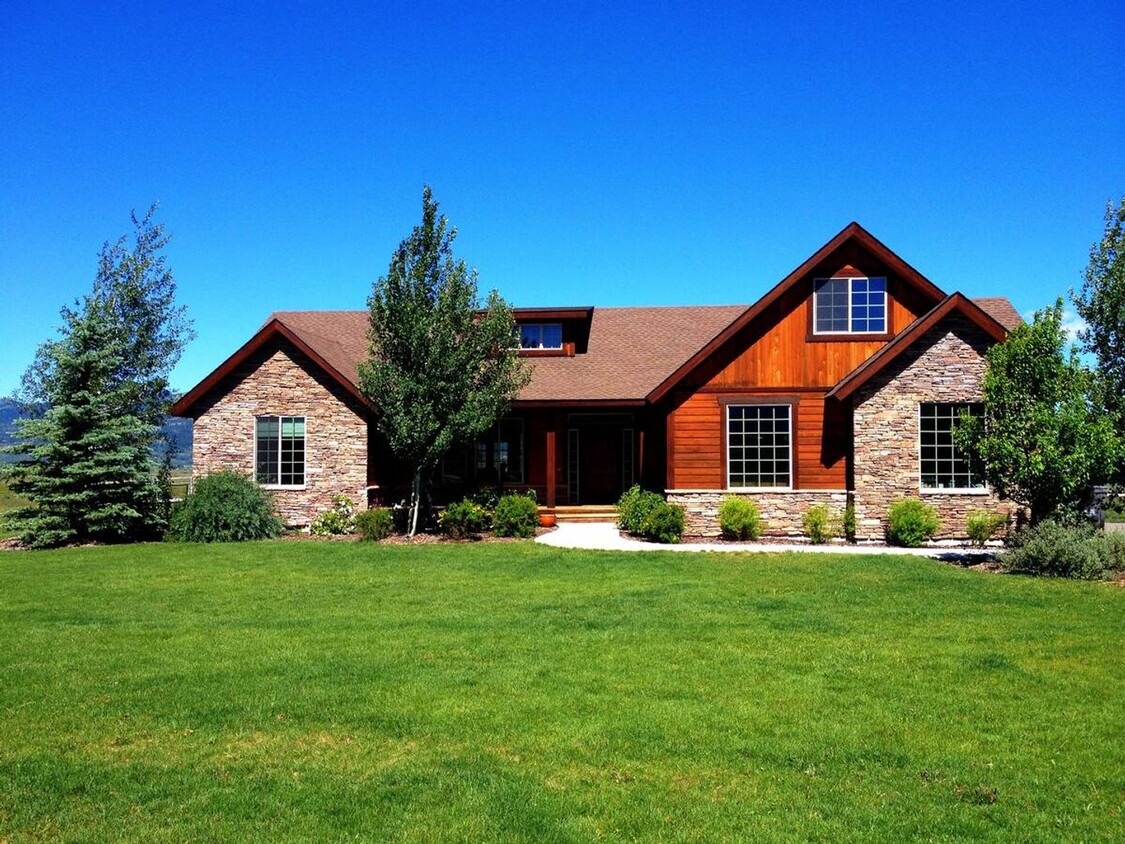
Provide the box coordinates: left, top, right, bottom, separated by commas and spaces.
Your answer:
1, 542, 1122, 842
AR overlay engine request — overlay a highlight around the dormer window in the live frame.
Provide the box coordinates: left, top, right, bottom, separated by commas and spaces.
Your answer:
519, 323, 563, 350
813, 276, 887, 334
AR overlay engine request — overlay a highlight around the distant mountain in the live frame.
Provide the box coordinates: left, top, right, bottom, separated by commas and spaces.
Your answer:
0, 397, 192, 467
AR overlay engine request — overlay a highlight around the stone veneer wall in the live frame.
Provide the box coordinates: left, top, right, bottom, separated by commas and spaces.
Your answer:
191, 342, 368, 526
851, 315, 1015, 541
667, 490, 851, 538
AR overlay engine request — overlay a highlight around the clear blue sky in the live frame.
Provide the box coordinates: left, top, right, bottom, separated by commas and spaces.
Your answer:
2, 0, 1122, 396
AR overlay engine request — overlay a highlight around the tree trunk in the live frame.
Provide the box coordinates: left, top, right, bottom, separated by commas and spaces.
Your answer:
408, 469, 423, 537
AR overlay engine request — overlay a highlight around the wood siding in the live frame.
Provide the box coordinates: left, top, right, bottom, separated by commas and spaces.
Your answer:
667, 261, 934, 491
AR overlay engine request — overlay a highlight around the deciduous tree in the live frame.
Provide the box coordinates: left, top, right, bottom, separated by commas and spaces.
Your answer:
954, 300, 1120, 524
359, 187, 528, 536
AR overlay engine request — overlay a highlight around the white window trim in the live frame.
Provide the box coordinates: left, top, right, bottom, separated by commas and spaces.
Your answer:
812, 276, 888, 335
519, 322, 564, 350
725, 403, 793, 492
254, 415, 307, 489
917, 403, 987, 494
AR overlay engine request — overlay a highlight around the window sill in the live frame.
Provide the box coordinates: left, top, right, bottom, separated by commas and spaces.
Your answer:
262, 484, 307, 491
726, 486, 794, 494
920, 488, 989, 495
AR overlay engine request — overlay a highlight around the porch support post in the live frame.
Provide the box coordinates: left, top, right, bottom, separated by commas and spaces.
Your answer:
638, 428, 646, 484
545, 427, 557, 508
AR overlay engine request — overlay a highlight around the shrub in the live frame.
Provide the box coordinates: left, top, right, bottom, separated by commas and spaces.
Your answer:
965, 510, 1007, 547
641, 501, 685, 544
718, 496, 761, 541
802, 504, 836, 544
842, 502, 857, 543
439, 498, 487, 539
309, 495, 357, 536
616, 485, 664, 535
494, 492, 539, 538
885, 498, 941, 547
1002, 520, 1124, 579
168, 471, 282, 543
355, 507, 393, 541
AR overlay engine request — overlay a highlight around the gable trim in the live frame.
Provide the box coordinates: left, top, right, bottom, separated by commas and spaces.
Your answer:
825, 293, 1008, 401
170, 318, 372, 418
646, 222, 947, 403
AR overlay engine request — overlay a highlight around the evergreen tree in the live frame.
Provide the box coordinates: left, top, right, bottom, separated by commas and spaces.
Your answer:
3, 207, 193, 547
359, 187, 529, 536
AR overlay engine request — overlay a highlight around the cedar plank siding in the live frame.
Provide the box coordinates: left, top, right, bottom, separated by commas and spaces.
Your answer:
666, 258, 934, 491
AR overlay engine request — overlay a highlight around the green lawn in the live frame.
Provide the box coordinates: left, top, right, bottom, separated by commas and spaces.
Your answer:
1, 542, 1122, 842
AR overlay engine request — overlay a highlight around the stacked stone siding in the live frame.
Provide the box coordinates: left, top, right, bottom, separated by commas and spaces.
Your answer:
668, 490, 850, 538
190, 341, 368, 526
851, 315, 1014, 541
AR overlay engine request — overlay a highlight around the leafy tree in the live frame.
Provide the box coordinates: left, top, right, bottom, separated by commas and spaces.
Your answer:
954, 300, 1120, 524
1073, 197, 1125, 429
3, 207, 194, 547
359, 187, 528, 536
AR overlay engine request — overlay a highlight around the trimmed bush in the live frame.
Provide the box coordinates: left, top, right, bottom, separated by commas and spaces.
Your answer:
1002, 520, 1125, 579
842, 502, 857, 543
310, 495, 357, 536
885, 498, 941, 547
966, 510, 1007, 547
439, 498, 487, 539
494, 492, 539, 538
616, 485, 664, 535
718, 496, 761, 541
802, 504, 836, 544
641, 501, 685, 544
168, 471, 282, 543
355, 508, 393, 541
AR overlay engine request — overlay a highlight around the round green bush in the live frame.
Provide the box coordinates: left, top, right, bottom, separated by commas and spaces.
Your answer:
355, 507, 393, 541
439, 498, 487, 539
885, 498, 941, 547
494, 493, 539, 538
616, 485, 664, 536
802, 503, 836, 544
641, 501, 685, 544
965, 510, 1007, 547
1002, 520, 1124, 579
719, 496, 761, 541
168, 471, 282, 542
309, 495, 357, 536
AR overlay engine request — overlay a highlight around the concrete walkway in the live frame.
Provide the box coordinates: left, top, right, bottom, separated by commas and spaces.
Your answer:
536, 522, 994, 560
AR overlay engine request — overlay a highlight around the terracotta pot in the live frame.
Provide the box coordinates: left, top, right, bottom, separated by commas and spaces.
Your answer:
539, 512, 557, 528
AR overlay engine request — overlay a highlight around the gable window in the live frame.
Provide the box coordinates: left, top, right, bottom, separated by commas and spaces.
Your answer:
256, 416, 305, 486
727, 404, 791, 489
813, 276, 887, 334
519, 323, 563, 350
920, 403, 984, 491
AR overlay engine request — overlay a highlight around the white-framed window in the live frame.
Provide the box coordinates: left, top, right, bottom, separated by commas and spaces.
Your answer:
813, 276, 887, 334
727, 404, 792, 489
919, 403, 985, 491
519, 323, 563, 349
255, 416, 305, 486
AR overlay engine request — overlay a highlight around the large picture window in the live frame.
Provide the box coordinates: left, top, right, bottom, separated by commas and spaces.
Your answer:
727, 404, 791, 489
919, 403, 984, 490
813, 276, 887, 334
256, 416, 305, 486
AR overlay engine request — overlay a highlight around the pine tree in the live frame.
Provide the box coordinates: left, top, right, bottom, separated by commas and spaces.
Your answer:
3, 207, 193, 547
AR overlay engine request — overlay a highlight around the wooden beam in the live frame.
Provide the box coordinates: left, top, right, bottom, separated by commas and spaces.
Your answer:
545, 428, 557, 508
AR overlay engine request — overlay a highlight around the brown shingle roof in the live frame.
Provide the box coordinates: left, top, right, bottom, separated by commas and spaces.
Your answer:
972, 297, 1023, 331
269, 305, 747, 403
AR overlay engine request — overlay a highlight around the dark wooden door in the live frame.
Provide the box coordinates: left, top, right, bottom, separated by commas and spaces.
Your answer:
581, 426, 623, 503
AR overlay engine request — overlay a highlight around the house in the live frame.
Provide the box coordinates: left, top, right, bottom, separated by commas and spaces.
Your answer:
171, 223, 1022, 540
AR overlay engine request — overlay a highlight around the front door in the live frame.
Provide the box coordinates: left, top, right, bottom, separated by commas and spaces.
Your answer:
567, 417, 636, 504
